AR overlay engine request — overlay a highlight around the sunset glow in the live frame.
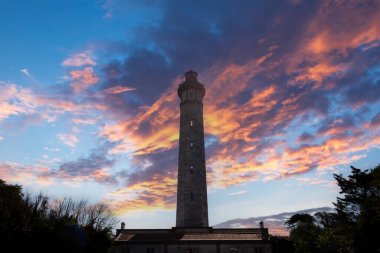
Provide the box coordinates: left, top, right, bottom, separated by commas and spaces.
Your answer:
0, 0, 379, 229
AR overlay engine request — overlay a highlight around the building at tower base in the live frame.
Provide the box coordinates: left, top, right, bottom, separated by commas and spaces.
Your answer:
112, 71, 271, 253
113, 227, 271, 253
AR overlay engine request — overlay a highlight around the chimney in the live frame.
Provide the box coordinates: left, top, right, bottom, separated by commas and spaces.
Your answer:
259, 221, 269, 241
121, 222, 125, 230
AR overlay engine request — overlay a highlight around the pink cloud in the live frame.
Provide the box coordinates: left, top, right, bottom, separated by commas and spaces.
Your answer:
104, 85, 136, 94
70, 67, 99, 93
62, 51, 96, 67
57, 133, 79, 148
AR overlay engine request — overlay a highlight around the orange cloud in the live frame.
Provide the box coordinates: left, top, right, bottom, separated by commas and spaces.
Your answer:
105, 175, 177, 214
290, 62, 348, 89
94, 1, 380, 214
70, 67, 99, 93
100, 79, 181, 155
305, 1, 380, 55
104, 85, 136, 94
0, 162, 55, 186
0, 81, 107, 132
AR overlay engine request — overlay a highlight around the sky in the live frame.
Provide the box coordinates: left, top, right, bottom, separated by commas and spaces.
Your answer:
0, 0, 380, 229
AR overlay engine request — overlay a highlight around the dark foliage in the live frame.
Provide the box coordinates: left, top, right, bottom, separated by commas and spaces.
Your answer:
0, 179, 117, 253
285, 164, 380, 253
334, 165, 380, 252
269, 235, 294, 253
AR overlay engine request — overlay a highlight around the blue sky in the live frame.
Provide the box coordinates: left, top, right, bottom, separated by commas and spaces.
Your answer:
1, 0, 380, 230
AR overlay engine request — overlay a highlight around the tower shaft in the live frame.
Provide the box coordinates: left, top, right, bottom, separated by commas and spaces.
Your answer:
176, 71, 209, 227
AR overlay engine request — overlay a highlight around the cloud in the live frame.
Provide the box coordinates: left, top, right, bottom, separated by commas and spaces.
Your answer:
62, 51, 96, 67
105, 175, 177, 214
58, 148, 116, 184
370, 112, 380, 128
92, 0, 380, 213
0, 149, 116, 186
0, 83, 35, 122
297, 132, 314, 143
57, 133, 79, 148
228, 190, 247, 196
295, 177, 334, 187
70, 67, 99, 93
71, 117, 98, 125
3, 0, 380, 215
0, 162, 55, 186
0, 81, 107, 127
304, 1, 380, 55
20, 68, 31, 76
104, 85, 136, 94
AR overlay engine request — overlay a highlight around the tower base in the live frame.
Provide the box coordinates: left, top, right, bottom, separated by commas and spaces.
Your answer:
113, 227, 271, 253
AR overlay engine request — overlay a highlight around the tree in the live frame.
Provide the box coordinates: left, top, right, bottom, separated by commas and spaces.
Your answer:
285, 214, 320, 253
334, 165, 380, 252
0, 179, 118, 253
0, 180, 27, 244
314, 212, 353, 253
269, 235, 294, 253
285, 164, 380, 253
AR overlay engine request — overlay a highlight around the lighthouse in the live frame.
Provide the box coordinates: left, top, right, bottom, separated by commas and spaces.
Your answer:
176, 70, 209, 227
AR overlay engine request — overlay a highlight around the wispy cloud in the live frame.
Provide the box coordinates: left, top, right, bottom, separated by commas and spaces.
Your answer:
71, 117, 98, 125
95, 0, 380, 212
228, 190, 247, 196
20, 68, 31, 77
62, 51, 96, 67
1, 0, 380, 215
104, 85, 136, 94
57, 133, 79, 148
57, 148, 116, 184
105, 175, 177, 214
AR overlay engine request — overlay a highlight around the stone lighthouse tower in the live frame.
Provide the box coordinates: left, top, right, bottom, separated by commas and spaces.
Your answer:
114, 71, 271, 253
176, 70, 209, 227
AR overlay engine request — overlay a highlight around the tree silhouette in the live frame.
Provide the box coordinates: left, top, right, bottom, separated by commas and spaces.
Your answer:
0, 179, 117, 253
334, 165, 380, 252
285, 164, 380, 253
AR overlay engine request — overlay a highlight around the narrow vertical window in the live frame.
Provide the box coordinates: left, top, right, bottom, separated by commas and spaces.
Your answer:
190, 141, 194, 148
188, 89, 195, 100
190, 165, 194, 174
196, 90, 202, 101
191, 191, 194, 201
190, 120, 193, 127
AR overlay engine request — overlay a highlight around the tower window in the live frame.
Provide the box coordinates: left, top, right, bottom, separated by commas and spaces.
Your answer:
190, 165, 194, 174
196, 90, 202, 100
191, 192, 194, 201
188, 89, 195, 100
190, 120, 194, 127
190, 142, 194, 148
181, 91, 187, 101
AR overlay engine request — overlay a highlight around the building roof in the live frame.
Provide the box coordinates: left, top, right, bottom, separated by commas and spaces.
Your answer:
115, 228, 266, 243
